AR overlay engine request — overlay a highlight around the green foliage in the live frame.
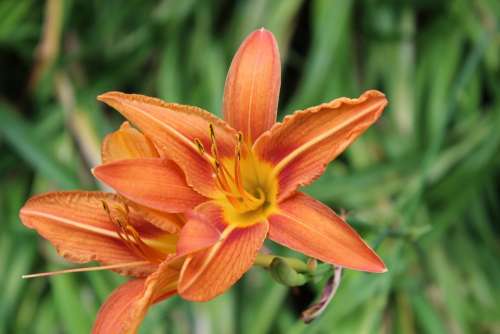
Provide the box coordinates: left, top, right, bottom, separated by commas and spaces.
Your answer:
0, 0, 499, 333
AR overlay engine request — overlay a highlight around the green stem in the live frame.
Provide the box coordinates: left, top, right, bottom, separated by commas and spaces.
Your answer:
254, 254, 311, 273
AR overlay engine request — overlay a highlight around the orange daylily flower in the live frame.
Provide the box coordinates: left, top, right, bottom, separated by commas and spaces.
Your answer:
94, 28, 389, 302
20, 123, 191, 333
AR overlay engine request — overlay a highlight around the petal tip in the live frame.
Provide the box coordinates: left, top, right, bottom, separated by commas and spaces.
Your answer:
369, 258, 388, 273
18, 205, 29, 221
361, 89, 387, 100
251, 27, 273, 37
97, 92, 111, 102
97, 91, 123, 104
244, 28, 278, 52
361, 89, 389, 112
92, 165, 102, 179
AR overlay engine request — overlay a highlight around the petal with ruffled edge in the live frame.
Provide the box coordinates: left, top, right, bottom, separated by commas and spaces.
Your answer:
178, 202, 268, 301
98, 92, 238, 198
268, 192, 386, 273
223, 28, 281, 144
254, 90, 388, 201
93, 158, 205, 213
92, 259, 178, 334
101, 121, 159, 163
19, 191, 166, 276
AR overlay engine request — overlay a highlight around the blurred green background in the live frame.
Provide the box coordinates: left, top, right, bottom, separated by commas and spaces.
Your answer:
1, 0, 500, 333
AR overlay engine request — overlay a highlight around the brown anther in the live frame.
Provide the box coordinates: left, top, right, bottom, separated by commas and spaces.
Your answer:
235, 133, 242, 161
194, 138, 205, 154
191, 125, 264, 212
101, 200, 164, 263
209, 123, 221, 160
102, 200, 111, 215
209, 123, 216, 140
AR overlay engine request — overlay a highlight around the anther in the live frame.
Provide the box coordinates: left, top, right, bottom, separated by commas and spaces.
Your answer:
101, 200, 164, 263
235, 133, 242, 161
102, 201, 109, 214
194, 138, 205, 154
209, 123, 216, 140
209, 123, 221, 160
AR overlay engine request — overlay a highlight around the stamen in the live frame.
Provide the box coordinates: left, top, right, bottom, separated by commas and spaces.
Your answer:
22, 261, 149, 279
194, 138, 205, 154
234, 134, 246, 195
102, 201, 165, 263
212, 162, 242, 208
232, 132, 264, 207
209, 123, 220, 160
193, 136, 226, 188
191, 125, 267, 213
209, 124, 236, 187
201, 125, 234, 195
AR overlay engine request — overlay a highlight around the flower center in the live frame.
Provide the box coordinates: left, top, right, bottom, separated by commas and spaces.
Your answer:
194, 125, 277, 227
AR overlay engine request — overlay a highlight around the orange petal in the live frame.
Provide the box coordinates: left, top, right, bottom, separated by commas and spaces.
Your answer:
93, 158, 205, 213
268, 192, 386, 273
19, 191, 158, 276
92, 259, 178, 334
127, 201, 184, 234
178, 202, 268, 301
254, 90, 388, 201
101, 121, 160, 164
175, 210, 221, 257
223, 28, 281, 143
98, 92, 237, 197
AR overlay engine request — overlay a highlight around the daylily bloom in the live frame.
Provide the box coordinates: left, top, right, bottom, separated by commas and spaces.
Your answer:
20, 123, 194, 333
94, 28, 389, 302
20, 28, 388, 333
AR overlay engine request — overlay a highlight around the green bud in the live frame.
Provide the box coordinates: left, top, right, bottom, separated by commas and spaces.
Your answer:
269, 257, 308, 287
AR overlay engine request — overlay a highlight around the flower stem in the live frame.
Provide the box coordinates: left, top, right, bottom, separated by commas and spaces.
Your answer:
254, 253, 311, 273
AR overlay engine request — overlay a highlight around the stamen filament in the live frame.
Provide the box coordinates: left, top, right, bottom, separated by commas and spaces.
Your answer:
209, 124, 220, 161
22, 261, 149, 279
192, 126, 267, 213
102, 201, 166, 263
234, 136, 245, 194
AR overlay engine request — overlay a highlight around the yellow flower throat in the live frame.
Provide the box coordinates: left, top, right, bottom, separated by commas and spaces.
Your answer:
195, 125, 278, 227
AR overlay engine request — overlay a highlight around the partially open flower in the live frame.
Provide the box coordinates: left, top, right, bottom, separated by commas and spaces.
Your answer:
20, 123, 191, 333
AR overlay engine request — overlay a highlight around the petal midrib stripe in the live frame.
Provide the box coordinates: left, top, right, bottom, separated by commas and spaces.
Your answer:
276, 211, 368, 261
123, 101, 214, 163
22, 208, 176, 252
179, 225, 235, 291
21, 208, 121, 240
271, 102, 382, 176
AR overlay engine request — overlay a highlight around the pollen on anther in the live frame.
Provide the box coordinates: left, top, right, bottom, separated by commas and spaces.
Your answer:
101, 200, 164, 263
194, 138, 205, 154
